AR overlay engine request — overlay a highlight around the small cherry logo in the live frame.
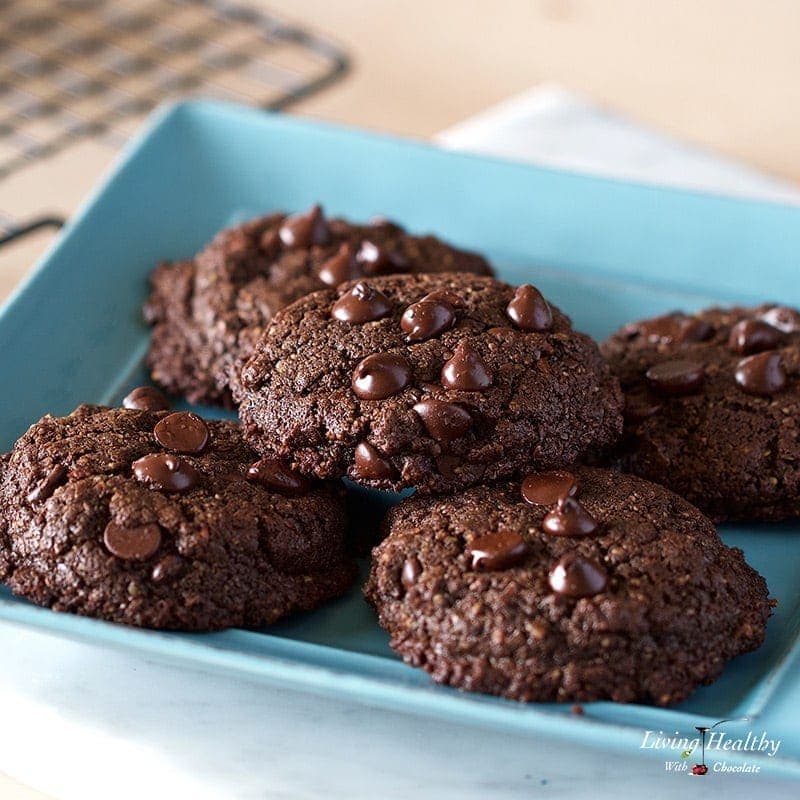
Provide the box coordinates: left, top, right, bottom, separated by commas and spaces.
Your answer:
691, 764, 708, 776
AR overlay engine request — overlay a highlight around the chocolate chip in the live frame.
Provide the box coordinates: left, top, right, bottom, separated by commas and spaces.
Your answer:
401, 556, 422, 588
352, 353, 411, 400
259, 228, 282, 256
645, 360, 704, 396
627, 313, 712, 344
353, 441, 394, 480
132, 454, 201, 492
153, 412, 209, 454
542, 496, 599, 537
123, 386, 169, 411
247, 458, 310, 495
623, 388, 663, 422
679, 318, 714, 343
413, 399, 472, 441
505, 284, 553, 331
356, 240, 405, 275
728, 319, 783, 355
26, 464, 67, 503
103, 521, 162, 561
387, 250, 409, 270
759, 306, 800, 333
548, 552, 607, 597
331, 281, 392, 323
151, 554, 184, 582
521, 470, 578, 505
734, 351, 787, 396
467, 530, 529, 571
441, 341, 492, 391
278, 204, 330, 249
420, 290, 466, 309
401, 299, 456, 341
318, 243, 362, 286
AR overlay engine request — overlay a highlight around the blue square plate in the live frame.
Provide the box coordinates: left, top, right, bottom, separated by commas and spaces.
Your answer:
1, 101, 799, 777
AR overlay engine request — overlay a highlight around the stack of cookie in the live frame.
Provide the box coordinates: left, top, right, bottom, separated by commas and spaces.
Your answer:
0, 205, 779, 708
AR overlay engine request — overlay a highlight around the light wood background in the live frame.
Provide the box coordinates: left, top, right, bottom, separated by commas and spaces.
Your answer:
269, 0, 800, 184
2, 0, 800, 797
3, 0, 800, 305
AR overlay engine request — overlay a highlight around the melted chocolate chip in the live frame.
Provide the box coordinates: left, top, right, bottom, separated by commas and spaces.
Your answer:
734, 351, 787, 396
400, 299, 456, 341
441, 341, 492, 391
645, 360, 705, 396
542, 496, 599, 537
331, 281, 392, 323
626, 314, 677, 342
759, 306, 800, 333
103, 521, 162, 561
548, 553, 607, 598
123, 386, 169, 412
623, 388, 663, 423
353, 441, 394, 480
247, 459, 310, 495
628, 313, 712, 344
521, 470, 578, 505
467, 530, 529, 571
401, 556, 422, 588
506, 284, 553, 331
318, 243, 362, 286
154, 412, 209, 454
278, 204, 330, 249
132, 454, 201, 492
420, 290, 466, 309
151, 554, 184, 583
413, 399, 472, 441
728, 319, 783, 355
26, 464, 67, 503
352, 353, 411, 400
356, 240, 405, 275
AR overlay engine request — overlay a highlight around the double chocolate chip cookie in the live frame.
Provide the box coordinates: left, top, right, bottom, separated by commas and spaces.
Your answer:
0, 397, 355, 630
145, 207, 492, 407
602, 305, 800, 521
365, 467, 771, 705
235, 273, 624, 494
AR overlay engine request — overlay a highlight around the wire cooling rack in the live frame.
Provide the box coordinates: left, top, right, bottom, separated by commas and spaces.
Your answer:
0, 0, 349, 247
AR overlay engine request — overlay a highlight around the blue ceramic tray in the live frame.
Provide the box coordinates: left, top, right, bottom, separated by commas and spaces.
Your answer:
1, 101, 799, 778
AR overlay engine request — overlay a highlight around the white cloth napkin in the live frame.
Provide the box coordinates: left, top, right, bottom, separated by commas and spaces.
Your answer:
438, 85, 800, 204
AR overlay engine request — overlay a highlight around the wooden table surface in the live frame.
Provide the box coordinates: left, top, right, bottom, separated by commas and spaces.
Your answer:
2, 1, 799, 797
269, 0, 800, 183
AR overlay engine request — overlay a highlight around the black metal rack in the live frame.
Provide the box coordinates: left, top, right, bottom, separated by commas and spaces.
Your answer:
0, 0, 349, 247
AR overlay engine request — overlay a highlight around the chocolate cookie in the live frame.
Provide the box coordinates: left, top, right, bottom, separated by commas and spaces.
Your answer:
365, 467, 771, 705
236, 273, 624, 494
0, 400, 355, 630
144, 208, 493, 407
602, 305, 800, 521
